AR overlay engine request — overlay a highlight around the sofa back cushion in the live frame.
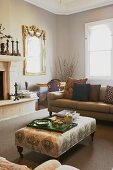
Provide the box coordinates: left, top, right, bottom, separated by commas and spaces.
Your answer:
99, 86, 107, 102
63, 77, 87, 99
72, 84, 90, 101
89, 84, 101, 102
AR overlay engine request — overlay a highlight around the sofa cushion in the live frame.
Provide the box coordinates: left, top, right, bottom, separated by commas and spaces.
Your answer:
108, 104, 113, 114
50, 99, 79, 109
104, 86, 113, 104
76, 102, 110, 113
89, 84, 101, 102
63, 77, 87, 99
72, 84, 90, 101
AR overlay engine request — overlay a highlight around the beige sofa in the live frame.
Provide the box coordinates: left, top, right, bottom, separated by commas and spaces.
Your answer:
47, 86, 113, 122
0, 157, 79, 170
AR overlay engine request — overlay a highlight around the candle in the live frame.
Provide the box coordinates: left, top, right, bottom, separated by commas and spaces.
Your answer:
11, 39, 14, 55
16, 40, 19, 55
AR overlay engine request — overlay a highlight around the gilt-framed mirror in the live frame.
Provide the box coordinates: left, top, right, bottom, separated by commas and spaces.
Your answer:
22, 25, 46, 75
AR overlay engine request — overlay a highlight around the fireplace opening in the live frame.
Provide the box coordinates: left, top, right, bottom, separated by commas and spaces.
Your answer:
0, 71, 4, 100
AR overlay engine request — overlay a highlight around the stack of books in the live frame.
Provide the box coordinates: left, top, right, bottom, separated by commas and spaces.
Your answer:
18, 90, 37, 98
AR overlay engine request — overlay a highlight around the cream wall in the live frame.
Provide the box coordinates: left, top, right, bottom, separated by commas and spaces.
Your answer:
0, 0, 10, 34
0, 0, 57, 89
56, 16, 70, 59
55, 5, 113, 84
52, 15, 70, 79
68, 5, 113, 85
1, 1, 113, 88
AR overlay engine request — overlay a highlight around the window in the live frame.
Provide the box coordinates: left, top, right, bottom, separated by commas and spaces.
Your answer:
85, 19, 113, 79
26, 36, 43, 73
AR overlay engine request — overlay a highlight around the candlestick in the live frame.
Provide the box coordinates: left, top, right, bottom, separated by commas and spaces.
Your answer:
14, 82, 19, 101
11, 39, 14, 55
1, 43, 5, 55
16, 40, 21, 56
9, 82, 20, 101
16, 40, 19, 55
6, 39, 9, 55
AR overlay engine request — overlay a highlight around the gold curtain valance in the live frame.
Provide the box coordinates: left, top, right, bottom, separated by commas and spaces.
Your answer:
22, 25, 46, 40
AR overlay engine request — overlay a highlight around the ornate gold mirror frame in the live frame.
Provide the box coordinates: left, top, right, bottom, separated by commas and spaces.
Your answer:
22, 25, 46, 75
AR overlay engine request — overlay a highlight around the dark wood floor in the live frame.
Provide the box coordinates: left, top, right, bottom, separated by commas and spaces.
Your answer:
36, 100, 48, 110
13, 120, 113, 170
1, 101, 113, 170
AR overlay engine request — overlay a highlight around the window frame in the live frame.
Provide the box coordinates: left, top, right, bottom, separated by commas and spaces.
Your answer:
85, 18, 113, 80
22, 25, 46, 75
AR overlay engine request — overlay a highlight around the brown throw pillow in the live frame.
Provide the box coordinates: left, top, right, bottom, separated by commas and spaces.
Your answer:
104, 85, 113, 104
63, 77, 87, 99
89, 84, 101, 102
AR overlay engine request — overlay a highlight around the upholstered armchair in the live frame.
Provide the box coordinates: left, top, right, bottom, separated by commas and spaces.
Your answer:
47, 79, 61, 92
0, 157, 79, 170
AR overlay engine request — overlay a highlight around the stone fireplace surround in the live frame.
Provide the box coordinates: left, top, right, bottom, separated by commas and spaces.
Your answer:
0, 55, 23, 99
0, 55, 38, 120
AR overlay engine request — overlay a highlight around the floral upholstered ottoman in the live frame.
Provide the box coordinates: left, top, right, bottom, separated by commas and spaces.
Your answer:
15, 116, 96, 158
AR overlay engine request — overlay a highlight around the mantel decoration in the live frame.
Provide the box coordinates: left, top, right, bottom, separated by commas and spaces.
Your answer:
9, 82, 20, 101
0, 24, 21, 56
55, 56, 78, 82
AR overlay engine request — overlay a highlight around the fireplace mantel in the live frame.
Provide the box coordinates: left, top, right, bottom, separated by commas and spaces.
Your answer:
0, 55, 23, 62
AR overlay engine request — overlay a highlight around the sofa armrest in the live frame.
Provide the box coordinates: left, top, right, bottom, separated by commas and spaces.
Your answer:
34, 160, 61, 170
47, 91, 64, 100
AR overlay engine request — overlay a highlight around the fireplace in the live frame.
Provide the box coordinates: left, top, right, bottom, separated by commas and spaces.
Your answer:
0, 55, 23, 100
0, 71, 3, 100
0, 55, 38, 120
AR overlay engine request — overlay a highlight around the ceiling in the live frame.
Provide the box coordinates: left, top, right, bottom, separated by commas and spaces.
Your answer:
24, 0, 113, 15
